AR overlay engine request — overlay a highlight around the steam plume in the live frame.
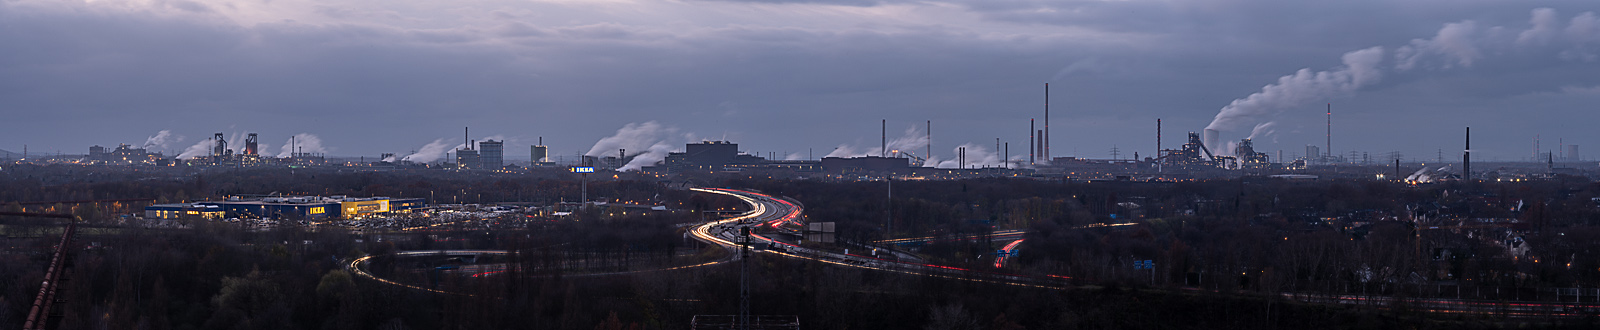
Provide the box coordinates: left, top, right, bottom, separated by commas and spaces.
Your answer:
586, 122, 679, 157
176, 139, 213, 159
823, 125, 929, 159
142, 130, 180, 150
1247, 122, 1277, 140
1207, 8, 1600, 141
399, 139, 455, 163
1205, 46, 1385, 133
276, 133, 329, 158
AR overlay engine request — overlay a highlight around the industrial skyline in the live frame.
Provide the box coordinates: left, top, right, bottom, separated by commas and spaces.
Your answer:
4, 1, 1600, 162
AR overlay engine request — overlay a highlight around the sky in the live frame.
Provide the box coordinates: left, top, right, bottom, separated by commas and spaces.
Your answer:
4, 0, 1600, 164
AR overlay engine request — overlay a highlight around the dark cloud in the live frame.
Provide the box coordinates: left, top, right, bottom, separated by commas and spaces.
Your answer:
3, 0, 1600, 162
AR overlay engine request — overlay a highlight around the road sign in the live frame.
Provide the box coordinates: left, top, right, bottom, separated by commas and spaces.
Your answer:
1134, 260, 1153, 269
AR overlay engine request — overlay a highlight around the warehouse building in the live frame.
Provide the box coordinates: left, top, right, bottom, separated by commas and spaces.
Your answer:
143, 195, 426, 220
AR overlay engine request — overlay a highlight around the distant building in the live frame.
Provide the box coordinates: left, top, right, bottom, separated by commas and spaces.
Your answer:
659, 141, 769, 173
531, 145, 550, 165
144, 195, 426, 220
479, 139, 504, 169
145, 203, 225, 219
88, 144, 165, 164
457, 147, 480, 169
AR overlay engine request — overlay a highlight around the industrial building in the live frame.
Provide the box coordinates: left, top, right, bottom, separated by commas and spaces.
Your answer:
457, 146, 480, 169
143, 195, 426, 221
88, 144, 165, 165
658, 141, 772, 173
144, 203, 226, 220
479, 139, 504, 169
531, 144, 552, 166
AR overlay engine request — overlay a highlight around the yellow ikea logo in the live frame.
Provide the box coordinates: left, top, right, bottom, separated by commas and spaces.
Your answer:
309, 207, 325, 214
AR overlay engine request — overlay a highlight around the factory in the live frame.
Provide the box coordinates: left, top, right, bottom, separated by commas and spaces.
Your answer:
182, 132, 326, 166
88, 144, 166, 165
144, 195, 426, 220
453, 127, 505, 170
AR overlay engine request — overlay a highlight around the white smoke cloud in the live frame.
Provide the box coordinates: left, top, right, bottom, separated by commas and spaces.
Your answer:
176, 138, 213, 159
784, 152, 805, 161
933, 143, 1011, 169
1205, 46, 1385, 134
399, 139, 455, 163
142, 130, 180, 151
1395, 21, 1483, 70
820, 125, 930, 161
620, 142, 675, 171
586, 121, 680, 158
1247, 122, 1277, 140
275, 133, 329, 158
1208, 8, 1600, 144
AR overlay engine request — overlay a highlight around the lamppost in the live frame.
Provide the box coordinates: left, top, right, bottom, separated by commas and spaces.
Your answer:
571, 166, 594, 209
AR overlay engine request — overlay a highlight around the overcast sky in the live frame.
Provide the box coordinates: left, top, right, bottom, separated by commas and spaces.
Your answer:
4, 0, 1600, 164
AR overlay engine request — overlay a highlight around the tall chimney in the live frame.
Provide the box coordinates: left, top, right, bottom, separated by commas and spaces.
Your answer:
926, 120, 931, 162
881, 119, 887, 157
1029, 118, 1035, 164
1326, 103, 1332, 159
1036, 130, 1044, 162
1044, 83, 1050, 159
1464, 127, 1472, 180
464, 127, 470, 150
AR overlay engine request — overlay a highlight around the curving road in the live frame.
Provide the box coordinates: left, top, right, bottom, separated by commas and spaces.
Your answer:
688, 188, 1068, 289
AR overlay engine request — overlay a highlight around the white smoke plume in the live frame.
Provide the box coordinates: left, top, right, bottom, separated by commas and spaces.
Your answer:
399, 139, 455, 163
1247, 122, 1278, 140
620, 142, 676, 171
276, 133, 330, 158
176, 138, 213, 159
586, 121, 680, 157
585, 122, 693, 171
142, 130, 181, 151
784, 152, 806, 161
1205, 46, 1385, 133
1209, 8, 1600, 141
933, 143, 1012, 169
821, 125, 930, 160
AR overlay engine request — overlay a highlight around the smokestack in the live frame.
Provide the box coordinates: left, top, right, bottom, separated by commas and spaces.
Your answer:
1029, 119, 1035, 164
881, 119, 886, 158
1044, 83, 1050, 159
464, 127, 470, 150
1036, 130, 1044, 161
1464, 127, 1471, 180
1004, 142, 1009, 169
927, 120, 931, 161
1156, 118, 1162, 156
1326, 103, 1332, 159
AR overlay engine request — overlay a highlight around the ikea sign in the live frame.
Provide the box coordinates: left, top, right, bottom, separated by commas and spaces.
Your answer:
571, 166, 595, 173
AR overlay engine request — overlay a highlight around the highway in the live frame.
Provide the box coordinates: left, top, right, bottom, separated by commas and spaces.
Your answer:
688, 188, 1068, 290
